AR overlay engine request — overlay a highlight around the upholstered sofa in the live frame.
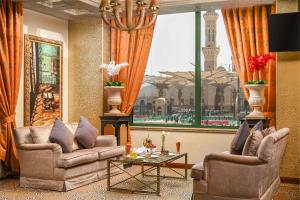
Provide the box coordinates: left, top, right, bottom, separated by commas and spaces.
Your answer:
13, 123, 125, 191
191, 128, 289, 200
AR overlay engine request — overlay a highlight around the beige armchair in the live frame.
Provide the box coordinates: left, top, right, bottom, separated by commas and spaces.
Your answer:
13, 124, 125, 191
191, 128, 289, 200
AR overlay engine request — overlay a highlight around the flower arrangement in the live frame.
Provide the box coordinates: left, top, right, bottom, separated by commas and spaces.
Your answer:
161, 131, 170, 153
99, 61, 128, 86
247, 53, 274, 85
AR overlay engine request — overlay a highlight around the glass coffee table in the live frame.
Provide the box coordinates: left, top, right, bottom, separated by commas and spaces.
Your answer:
107, 152, 188, 196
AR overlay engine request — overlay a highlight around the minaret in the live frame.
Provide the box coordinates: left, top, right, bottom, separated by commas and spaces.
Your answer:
202, 10, 220, 71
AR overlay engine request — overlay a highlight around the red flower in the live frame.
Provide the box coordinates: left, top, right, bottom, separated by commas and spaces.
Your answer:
248, 53, 274, 72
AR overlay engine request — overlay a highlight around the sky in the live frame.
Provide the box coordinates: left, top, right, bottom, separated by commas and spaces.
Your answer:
145, 10, 232, 76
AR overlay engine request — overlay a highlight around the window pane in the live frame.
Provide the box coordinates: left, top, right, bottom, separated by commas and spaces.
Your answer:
133, 12, 195, 125
200, 10, 248, 127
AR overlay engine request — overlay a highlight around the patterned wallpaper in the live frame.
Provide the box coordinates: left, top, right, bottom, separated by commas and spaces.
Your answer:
276, 0, 300, 179
68, 17, 110, 129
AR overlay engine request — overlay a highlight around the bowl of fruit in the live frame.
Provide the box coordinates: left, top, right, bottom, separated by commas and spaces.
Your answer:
143, 135, 156, 157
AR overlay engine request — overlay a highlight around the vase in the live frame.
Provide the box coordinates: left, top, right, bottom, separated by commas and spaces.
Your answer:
245, 84, 266, 119
104, 86, 124, 115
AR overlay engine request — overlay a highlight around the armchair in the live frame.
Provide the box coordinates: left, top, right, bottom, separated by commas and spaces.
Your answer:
191, 128, 289, 200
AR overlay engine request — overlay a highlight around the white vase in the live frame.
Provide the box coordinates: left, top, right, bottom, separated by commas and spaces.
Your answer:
245, 84, 266, 119
104, 86, 125, 115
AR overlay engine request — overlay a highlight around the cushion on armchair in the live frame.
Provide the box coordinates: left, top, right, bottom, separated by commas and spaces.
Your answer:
230, 121, 250, 155
49, 119, 74, 153
74, 116, 98, 149
242, 125, 276, 156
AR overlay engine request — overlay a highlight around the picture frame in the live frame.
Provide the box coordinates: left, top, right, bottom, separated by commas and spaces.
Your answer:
24, 35, 63, 126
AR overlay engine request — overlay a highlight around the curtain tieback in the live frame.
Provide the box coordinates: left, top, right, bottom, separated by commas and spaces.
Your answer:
1, 113, 16, 124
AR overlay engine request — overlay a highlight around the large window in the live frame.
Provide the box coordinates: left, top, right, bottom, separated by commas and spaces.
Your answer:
133, 11, 248, 127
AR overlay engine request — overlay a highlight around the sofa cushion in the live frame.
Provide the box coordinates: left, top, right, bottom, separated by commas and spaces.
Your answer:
261, 126, 276, 137
30, 125, 53, 144
57, 150, 99, 168
88, 146, 125, 160
252, 120, 264, 132
230, 121, 249, 155
242, 130, 264, 156
49, 119, 74, 153
191, 162, 204, 180
65, 123, 80, 151
75, 116, 98, 149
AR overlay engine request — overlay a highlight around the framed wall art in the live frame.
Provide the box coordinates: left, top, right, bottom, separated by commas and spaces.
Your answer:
24, 35, 63, 126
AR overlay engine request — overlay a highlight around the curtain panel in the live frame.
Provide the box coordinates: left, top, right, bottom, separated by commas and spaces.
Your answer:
222, 5, 276, 124
110, 17, 156, 142
0, 0, 23, 172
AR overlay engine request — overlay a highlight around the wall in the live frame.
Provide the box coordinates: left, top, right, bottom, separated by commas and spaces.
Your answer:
16, 9, 69, 127
276, 0, 300, 179
131, 128, 235, 164
68, 18, 110, 128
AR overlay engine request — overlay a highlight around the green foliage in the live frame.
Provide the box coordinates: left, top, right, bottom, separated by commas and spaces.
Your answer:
247, 80, 267, 85
106, 81, 123, 86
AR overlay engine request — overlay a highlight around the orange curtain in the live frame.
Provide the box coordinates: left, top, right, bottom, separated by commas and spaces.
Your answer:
0, 0, 23, 173
222, 5, 276, 124
111, 17, 156, 142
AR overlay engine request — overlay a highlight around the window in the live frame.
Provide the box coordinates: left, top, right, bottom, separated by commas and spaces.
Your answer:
133, 10, 248, 127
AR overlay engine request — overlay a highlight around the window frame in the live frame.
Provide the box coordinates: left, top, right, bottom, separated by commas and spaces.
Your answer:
131, 11, 239, 129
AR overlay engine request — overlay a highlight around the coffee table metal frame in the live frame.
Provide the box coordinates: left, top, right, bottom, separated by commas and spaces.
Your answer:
107, 152, 188, 196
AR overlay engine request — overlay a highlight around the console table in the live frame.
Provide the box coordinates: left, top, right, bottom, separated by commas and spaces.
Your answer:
240, 118, 270, 129
99, 115, 131, 145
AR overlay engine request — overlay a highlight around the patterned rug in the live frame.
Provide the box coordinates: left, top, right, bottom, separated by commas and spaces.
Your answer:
0, 166, 298, 200
0, 166, 192, 200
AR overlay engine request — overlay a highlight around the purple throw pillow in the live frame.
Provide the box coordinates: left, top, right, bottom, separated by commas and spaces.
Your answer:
74, 116, 98, 149
49, 119, 74, 153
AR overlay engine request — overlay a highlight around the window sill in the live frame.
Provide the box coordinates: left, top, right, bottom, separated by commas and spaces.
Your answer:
130, 125, 237, 134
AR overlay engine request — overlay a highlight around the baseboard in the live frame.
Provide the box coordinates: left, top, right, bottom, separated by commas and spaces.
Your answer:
280, 177, 300, 184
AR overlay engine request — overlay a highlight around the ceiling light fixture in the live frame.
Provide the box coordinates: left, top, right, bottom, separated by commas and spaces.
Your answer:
99, 0, 159, 31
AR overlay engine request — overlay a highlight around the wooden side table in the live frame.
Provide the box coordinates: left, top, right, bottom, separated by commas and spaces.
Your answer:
240, 118, 270, 129
99, 115, 131, 145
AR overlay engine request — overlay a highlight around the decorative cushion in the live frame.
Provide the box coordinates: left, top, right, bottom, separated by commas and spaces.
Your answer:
74, 116, 98, 149
65, 123, 80, 151
261, 126, 276, 137
49, 119, 74, 153
242, 122, 272, 156
30, 125, 53, 144
242, 130, 264, 156
230, 121, 250, 155
252, 120, 264, 132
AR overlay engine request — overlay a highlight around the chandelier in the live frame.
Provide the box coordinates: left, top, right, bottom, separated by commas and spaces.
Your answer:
99, 0, 159, 31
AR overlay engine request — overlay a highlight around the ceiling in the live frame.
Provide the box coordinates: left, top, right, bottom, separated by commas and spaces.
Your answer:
13, 0, 275, 20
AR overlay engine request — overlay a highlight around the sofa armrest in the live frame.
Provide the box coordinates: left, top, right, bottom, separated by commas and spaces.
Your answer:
17, 143, 62, 179
95, 135, 117, 147
205, 152, 266, 165
203, 153, 268, 198
19, 143, 62, 153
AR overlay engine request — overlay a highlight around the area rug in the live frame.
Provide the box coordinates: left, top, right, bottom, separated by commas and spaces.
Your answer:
0, 166, 192, 200
0, 166, 298, 200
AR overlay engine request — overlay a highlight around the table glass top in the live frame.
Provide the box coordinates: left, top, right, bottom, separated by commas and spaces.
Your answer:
110, 152, 187, 164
